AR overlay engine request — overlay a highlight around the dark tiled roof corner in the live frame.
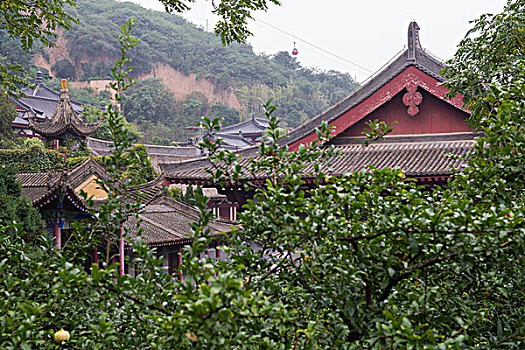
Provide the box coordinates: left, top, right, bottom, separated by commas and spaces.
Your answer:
29, 88, 100, 139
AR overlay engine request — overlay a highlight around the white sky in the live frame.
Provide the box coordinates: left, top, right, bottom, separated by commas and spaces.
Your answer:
125, 0, 508, 82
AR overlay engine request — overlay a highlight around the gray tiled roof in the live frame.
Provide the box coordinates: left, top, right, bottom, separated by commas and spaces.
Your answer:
161, 133, 477, 183
29, 88, 100, 138
17, 95, 83, 118
22, 83, 63, 100
87, 138, 200, 158
218, 117, 269, 135
16, 158, 164, 206
209, 133, 252, 148
124, 196, 232, 246
325, 134, 475, 177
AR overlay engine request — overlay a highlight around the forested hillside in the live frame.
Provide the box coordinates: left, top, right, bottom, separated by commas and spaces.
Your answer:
1, 0, 358, 143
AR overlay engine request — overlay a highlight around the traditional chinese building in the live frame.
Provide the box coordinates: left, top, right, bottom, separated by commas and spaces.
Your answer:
210, 115, 270, 149
160, 21, 476, 207
17, 157, 231, 278
28, 79, 101, 148
12, 72, 85, 138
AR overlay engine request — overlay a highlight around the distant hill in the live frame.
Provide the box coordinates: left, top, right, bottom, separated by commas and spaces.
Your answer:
1, 0, 358, 143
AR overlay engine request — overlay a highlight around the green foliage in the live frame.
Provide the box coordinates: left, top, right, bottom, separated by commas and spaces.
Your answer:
443, 0, 525, 123
0, 0, 77, 92
1, 0, 357, 143
166, 185, 184, 201
0, 167, 44, 238
22, 138, 45, 149
196, 84, 525, 346
60, 0, 356, 132
0, 146, 65, 172
0, 89, 16, 142
99, 144, 157, 184
82, 104, 142, 142
168, 185, 204, 206
122, 78, 176, 124
1, 1, 524, 349
160, 0, 282, 45
209, 102, 240, 125
51, 59, 76, 80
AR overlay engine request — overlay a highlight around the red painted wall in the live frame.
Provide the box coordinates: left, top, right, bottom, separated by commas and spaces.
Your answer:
339, 90, 472, 138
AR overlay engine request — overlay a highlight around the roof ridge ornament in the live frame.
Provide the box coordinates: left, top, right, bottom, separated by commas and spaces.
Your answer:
36, 71, 43, 85
407, 21, 422, 62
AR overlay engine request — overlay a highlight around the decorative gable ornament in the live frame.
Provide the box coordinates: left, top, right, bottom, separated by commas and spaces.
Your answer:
402, 82, 423, 116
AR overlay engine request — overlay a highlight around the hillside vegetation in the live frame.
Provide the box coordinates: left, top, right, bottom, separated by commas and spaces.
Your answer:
1, 0, 358, 143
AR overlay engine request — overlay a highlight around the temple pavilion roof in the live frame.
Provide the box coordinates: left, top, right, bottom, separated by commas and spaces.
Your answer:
28, 79, 101, 140
16, 158, 164, 212
280, 22, 455, 149
218, 116, 269, 137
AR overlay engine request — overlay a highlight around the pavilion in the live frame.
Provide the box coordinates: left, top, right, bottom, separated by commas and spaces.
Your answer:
28, 79, 101, 148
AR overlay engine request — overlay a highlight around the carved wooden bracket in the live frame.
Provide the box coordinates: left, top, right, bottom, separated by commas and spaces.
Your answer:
402, 83, 423, 116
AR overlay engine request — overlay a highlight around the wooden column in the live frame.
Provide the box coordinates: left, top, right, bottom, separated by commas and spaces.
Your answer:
216, 247, 221, 261
118, 222, 124, 277
54, 220, 61, 248
177, 244, 183, 281
92, 248, 99, 265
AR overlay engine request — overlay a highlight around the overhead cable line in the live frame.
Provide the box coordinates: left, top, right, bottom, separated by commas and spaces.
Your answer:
253, 17, 374, 74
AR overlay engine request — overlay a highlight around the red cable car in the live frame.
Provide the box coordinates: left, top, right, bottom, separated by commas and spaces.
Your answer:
292, 42, 298, 56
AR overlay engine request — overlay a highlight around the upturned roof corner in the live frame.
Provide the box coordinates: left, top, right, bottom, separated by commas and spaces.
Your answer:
28, 79, 102, 140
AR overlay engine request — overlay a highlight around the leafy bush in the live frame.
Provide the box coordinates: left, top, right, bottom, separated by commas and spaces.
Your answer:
0, 146, 65, 172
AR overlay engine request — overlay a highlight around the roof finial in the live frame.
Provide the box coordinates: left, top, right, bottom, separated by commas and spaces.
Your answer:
36, 71, 43, 85
407, 21, 422, 61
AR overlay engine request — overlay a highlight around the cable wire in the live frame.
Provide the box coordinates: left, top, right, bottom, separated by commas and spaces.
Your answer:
254, 17, 374, 74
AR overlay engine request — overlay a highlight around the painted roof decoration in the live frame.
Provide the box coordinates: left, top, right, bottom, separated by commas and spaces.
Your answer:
17, 157, 164, 211
28, 79, 101, 139
16, 158, 232, 247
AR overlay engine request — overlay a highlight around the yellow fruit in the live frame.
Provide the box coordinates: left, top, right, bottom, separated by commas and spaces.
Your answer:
54, 328, 70, 344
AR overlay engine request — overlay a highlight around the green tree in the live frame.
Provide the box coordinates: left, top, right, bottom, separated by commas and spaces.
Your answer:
0, 166, 44, 238
51, 59, 76, 80
83, 104, 142, 142
443, 0, 525, 123
0, 0, 77, 92
209, 102, 240, 125
0, 89, 16, 145
1, 1, 523, 349
122, 78, 177, 124
271, 51, 300, 71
